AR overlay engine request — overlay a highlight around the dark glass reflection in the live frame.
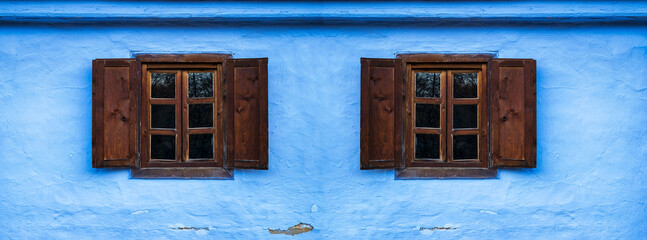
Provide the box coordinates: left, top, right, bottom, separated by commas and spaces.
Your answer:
453, 105, 478, 129
189, 134, 214, 159
415, 134, 440, 159
151, 105, 175, 129
453, 73, 478, 98
453, 135, 478, 159
151, 73, 175, 98
188, 72, 213, 98
415, 72, 440, 98
151, 135, 175, 159
189, 104, 213, 128
416, 104, 440, 128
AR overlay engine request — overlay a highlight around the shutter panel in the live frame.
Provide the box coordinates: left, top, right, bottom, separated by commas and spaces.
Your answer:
226, 58, 269, 169
360, 58, 403, 169
92, 59, 139, 168
490, 59, 537, 168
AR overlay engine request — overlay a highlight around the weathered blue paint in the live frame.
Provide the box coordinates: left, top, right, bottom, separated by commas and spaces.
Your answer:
3, 1, 647, 24
1, 1, 646, 239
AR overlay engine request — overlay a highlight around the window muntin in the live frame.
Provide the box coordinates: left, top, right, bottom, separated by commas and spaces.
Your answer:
142, 66, 221, 167
408, 65, 487, 167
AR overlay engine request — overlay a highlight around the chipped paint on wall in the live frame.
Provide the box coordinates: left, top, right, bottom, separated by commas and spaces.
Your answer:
419, 225, 459, 235
169, 224, 210, 236
268, 223, 313, 236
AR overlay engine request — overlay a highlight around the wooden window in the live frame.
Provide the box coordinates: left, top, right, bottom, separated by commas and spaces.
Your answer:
141, 66, 222, 169
361, 54, 536, 179
92, 54, 268, 179
408, 65, 487, 168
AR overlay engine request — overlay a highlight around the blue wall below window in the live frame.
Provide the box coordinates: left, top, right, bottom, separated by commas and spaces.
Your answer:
0, 1, 646, 239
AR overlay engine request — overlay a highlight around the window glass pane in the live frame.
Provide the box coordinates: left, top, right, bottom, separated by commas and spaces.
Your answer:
415, 72, 440, 98
151, 73, 175, 98
151, 135, 175, 159
188, 72, 213, 98
415, 134, 440, 159
151, 104, 175, 129
416, 104, 440, 128
453, 73, 478, 98
453, 104, 478, 129
453, 135, 478, 159
189, 104, 213, 128
189, 134, 214, 159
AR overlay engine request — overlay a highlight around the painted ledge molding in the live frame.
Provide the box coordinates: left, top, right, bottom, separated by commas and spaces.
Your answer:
2, 1, 647, 24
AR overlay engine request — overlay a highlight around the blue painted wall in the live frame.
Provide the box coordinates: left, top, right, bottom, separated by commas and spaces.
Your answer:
1, 1, 646, 239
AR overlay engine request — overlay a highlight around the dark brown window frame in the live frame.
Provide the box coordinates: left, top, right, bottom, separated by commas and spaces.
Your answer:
142, 68, 221, 166
132, 54, 233, 179
407, 66, 487, 165
92, 53, 269, 179
360, 53, 536, 179
397, 54, 497, 179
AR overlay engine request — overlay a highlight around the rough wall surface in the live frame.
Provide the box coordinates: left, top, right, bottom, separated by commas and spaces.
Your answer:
1, 1, 646, 239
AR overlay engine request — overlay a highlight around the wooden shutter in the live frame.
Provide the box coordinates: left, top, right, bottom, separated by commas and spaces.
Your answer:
490, 59, 537, 168
226, 58, 269, 169
360, 58, 403, 169
92, 59, 139, 168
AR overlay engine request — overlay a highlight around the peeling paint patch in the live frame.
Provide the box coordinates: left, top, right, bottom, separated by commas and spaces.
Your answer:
170, 226, 210, 235
130, 210, 148, 215
268, 223, 313, 236
420, 226, 459, 235
480, 210, 498, 215
171, 226, 209, 231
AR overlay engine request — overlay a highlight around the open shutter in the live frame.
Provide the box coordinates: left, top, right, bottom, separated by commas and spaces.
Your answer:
360, 58, 403, 169
226, 58, 269, 169
490, 59, 536, 168
92, 59, 139, 168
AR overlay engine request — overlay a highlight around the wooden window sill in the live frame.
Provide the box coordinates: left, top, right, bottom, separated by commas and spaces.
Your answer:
395, 167, 497, 179
131, 167, 233, 179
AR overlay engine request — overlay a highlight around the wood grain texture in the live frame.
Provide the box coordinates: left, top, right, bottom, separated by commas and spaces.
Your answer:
136, 54, 232, 63
396, 167, 497, 179
360, 58, 403, 169
92, 59, 139, 168
226, 58, 269, 169
131, 167, 233, 179
398, 54, 494, 63
490, 59, 537, 168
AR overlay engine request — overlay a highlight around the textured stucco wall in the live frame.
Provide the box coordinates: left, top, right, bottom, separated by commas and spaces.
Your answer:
1, 1, 646, 239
